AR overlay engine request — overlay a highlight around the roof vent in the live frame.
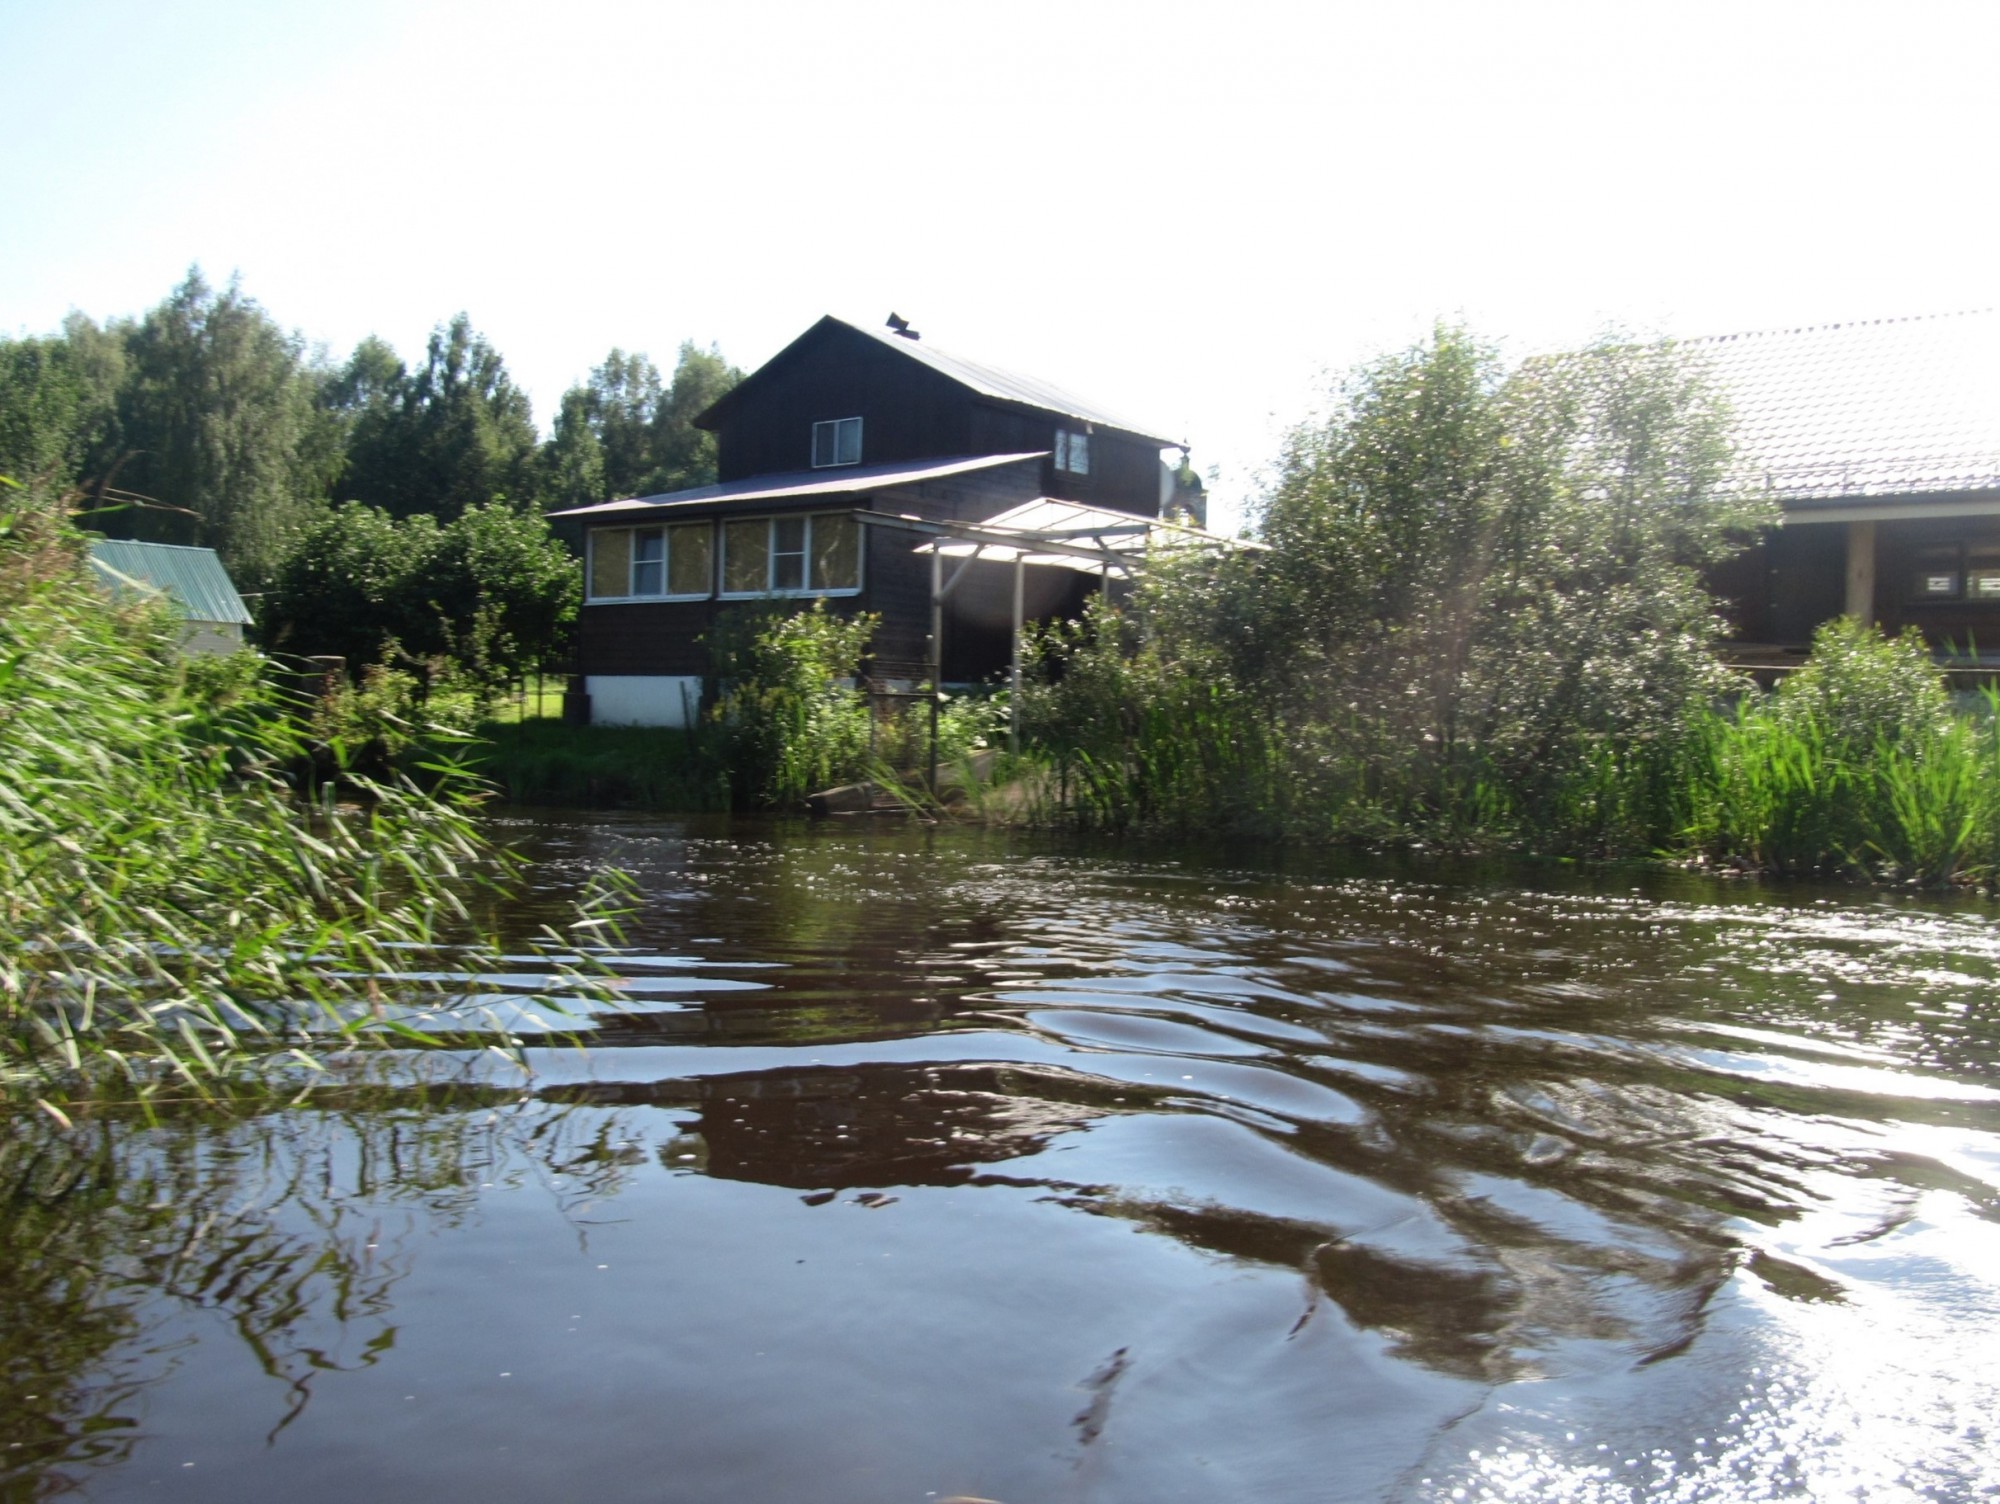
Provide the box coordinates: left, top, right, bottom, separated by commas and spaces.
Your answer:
886, 312, 921, 341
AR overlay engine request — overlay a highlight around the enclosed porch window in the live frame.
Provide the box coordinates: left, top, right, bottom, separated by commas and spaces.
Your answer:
587, 522, 715, 601
720, 512, 862, 597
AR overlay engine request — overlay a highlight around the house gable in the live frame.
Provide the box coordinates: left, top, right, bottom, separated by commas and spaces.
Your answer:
696, 315, 1175, 516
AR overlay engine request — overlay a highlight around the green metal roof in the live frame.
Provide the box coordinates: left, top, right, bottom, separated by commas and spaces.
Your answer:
86, 539, 253, 626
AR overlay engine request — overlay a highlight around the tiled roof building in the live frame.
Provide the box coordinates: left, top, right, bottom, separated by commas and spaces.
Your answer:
1692, 310, 2000, 656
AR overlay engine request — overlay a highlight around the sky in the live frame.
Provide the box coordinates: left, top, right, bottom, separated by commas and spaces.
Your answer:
4, 0, 1996, 530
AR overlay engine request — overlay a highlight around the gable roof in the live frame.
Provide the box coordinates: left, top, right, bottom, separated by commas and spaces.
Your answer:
548, 452, 1043, 521
86, 539, 252, 625
697, 315, 1178, 447
1687, 310, 2000, 501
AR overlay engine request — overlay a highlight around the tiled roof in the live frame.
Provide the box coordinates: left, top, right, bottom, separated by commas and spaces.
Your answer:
86, 539, 252, 625
1687, 311, 2000, 501
547, 452, 1043, 520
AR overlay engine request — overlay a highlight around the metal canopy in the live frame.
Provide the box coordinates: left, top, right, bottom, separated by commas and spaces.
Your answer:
894, 497, 1256, 578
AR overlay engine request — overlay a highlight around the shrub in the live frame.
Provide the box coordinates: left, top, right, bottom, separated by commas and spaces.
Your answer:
1684, 618, 1999, 882
705, 600, 876, 808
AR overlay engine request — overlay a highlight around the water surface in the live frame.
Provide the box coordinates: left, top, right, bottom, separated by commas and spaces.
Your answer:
6, 814, 1998, 1502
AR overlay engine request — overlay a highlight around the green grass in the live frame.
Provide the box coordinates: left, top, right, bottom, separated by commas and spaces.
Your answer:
457, 720, 729, 809
479, 673, 569, 725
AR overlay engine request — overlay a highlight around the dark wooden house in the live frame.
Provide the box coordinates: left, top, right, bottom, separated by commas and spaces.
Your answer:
1696, 311, 2000, 664
553, 315, 1188, 726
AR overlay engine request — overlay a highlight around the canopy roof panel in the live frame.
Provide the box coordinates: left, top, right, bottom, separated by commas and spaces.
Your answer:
905, 497, 1256, 577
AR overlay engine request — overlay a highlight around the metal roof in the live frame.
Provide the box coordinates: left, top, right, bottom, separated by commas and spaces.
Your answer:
696, 315, 1179, 448
548, 452, 1044, 521
1685, 310, 2000, 502
836, 319, 1179, 446
86, 539, 252, 625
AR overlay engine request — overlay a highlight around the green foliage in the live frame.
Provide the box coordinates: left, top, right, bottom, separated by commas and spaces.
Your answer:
0, 479, 605, 1102
1025, 325, 1764, 852
261, 500, 578, 686
1683, 619, 1999, 882
542, 342, 741, 510
312, 660, 478, 771
260, 501, 432, 666
106, 270, 344, 590
1019, 598, 1285, 835
1765, 615, 1952, 757
706, 601, 876, 808
334, 313, 540, 521
423, 501, 581, 686
462, 720, 729, 809
0, 324, 123, 497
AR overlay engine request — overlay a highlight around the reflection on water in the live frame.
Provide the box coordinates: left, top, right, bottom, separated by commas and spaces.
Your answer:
5, 814, 1998, 1502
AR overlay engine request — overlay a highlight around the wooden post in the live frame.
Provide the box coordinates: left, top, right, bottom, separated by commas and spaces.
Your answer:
1009, 556, 1024, 755
1845, 519, 1877, 626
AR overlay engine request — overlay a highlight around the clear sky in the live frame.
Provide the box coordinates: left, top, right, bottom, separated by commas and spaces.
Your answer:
4, 0, 1995, 529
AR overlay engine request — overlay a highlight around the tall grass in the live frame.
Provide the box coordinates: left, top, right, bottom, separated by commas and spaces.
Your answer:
1017, 600, 2000, 886
0, 479, 615, 1104
460, 720, 729, 809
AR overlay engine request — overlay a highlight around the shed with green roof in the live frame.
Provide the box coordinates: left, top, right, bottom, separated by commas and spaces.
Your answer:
86, 538, 253, 656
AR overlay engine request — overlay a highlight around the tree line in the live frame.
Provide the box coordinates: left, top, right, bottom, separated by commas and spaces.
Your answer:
0, 268, 739, 678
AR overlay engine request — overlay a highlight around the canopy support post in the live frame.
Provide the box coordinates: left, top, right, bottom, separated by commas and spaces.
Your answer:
928, 548, 942, 795
1010, 556, 1024, 755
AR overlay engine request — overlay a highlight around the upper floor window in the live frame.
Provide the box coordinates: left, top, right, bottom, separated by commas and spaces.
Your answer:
1054, 429, 1090, 475
812, 417, 863, 468
587, 522, 714, 601
720, 512, 862, 597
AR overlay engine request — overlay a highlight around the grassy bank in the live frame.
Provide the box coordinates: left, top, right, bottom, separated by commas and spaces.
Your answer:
456, 720, 729, 809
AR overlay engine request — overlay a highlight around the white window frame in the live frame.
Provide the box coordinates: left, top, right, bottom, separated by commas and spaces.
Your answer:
812, 416, 863, 468
718, 511, 865, 599
585, 522, 715, 603
1054, 428, 1091, 475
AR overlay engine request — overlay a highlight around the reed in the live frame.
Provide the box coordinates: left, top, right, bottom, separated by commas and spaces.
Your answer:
0, 480, 616, 1103
1016, 598, 2000, 885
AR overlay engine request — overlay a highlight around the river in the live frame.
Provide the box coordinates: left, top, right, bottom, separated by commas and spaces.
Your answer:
5, 813, 1998, 1502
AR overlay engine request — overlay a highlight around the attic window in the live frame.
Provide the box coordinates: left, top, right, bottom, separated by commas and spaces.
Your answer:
812, 417, 862, 468
1054, 429, 1090, 475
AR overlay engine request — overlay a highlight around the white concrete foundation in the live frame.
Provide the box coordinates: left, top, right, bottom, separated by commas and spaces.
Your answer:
585, 675, 703, 728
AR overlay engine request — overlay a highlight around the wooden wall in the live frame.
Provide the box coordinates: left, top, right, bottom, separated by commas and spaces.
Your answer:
712, 323, 973, 480
575, 460, 1048, 685
708, 320, 1167, 517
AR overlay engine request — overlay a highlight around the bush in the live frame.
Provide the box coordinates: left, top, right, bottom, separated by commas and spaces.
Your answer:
261, 500, 578, 688
705, 600, 876, 808
1017, 325, 1763, 852
1685, 618, 1999, 882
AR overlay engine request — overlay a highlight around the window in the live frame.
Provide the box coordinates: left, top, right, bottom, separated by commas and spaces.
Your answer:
720, 512, 862, 597
812, 417, 862, 468
1908, 539, 2000, 605
1054, 428, 1090, 475
587, 522, 714, 601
